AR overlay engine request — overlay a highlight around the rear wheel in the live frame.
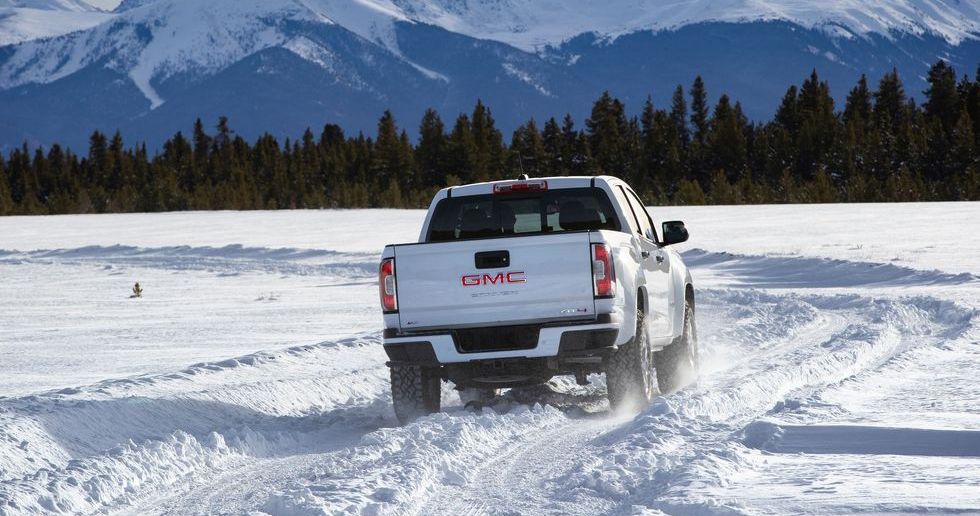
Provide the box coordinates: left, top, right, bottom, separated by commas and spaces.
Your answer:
390, 365, 441, 425
604, 307, 655, 410
654, 300, 699, 394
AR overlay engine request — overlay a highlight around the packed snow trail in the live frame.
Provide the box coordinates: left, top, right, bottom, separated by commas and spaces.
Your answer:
0, 251, 975, 514
0, 205, 977, 515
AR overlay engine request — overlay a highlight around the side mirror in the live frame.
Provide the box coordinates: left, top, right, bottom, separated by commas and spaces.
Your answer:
662, 221, 689, 246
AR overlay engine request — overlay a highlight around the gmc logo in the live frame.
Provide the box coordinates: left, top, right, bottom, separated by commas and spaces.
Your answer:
461, 271, 527, 287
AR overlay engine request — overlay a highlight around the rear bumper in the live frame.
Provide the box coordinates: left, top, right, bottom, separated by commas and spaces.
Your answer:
383, 317, 621, 366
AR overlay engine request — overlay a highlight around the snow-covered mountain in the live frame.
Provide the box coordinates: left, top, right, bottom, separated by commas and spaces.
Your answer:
0, 0, 97, 10
0, 0, 978, 150
391, 0, 980, 50
0, 0, 111, 46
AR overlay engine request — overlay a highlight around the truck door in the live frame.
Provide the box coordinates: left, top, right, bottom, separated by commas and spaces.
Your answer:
616, 186, 672, 338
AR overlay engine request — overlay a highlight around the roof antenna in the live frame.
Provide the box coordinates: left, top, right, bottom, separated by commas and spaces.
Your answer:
517, 154, 529, 181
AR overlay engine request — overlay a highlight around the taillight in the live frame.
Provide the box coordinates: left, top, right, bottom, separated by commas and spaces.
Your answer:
592, 243, 616, 298
379, 258, 397, 312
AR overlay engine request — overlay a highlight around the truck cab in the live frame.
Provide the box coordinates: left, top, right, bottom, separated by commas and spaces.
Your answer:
380, 176, 698, 423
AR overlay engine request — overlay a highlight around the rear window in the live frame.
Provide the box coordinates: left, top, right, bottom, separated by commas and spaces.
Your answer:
426, 187, 620, 242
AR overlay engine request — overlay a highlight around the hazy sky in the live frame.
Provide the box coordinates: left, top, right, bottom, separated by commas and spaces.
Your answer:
88, 0, 120, 9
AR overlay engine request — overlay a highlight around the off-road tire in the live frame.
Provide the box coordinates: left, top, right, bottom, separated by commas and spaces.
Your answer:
653, 301, 699, 394
604, 307, 655, 410
390, 365, 441, 425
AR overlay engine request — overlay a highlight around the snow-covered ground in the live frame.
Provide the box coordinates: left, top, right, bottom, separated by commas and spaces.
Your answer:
0, 202, 977, 514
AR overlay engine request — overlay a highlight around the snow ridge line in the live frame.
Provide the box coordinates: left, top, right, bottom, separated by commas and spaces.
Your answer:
0, 244, 379, 277
0, 333, 380, 402
682, 248, 979, 288
0, 335, 390, 487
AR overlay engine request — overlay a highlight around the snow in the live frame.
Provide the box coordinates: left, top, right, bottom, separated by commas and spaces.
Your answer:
0, 0, 426, 105
2, 0, 978, 99
0, 201, 977, 514
0, 7, 112, 46
0, 0, 97, 11
386, 0, 980, 50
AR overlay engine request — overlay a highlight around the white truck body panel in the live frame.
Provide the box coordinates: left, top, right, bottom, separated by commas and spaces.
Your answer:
393, 232, 596, 331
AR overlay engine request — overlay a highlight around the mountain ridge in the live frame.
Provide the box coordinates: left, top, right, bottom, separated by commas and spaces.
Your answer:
0, 0, 977, 150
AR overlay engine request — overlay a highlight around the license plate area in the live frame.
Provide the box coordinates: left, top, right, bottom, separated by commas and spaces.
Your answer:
453, 325, 540, 353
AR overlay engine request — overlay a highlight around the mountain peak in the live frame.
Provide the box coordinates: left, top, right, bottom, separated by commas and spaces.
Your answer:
0, 0, 99, 12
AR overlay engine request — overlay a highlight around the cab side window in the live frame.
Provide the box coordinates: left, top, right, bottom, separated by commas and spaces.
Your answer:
619, 186, 658, 242
611, 186, 640, 234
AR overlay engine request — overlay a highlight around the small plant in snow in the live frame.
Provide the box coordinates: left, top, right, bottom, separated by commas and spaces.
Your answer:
131, 282, 143, 298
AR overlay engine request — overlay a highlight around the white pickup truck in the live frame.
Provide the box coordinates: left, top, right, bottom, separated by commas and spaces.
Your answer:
379, 176, 698, 423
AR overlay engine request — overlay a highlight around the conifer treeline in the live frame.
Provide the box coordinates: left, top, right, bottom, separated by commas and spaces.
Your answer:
0, 60, 977, 215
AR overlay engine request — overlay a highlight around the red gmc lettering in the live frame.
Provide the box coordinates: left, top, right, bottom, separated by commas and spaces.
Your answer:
461, 271, 526, 286
506, 272, 526, 283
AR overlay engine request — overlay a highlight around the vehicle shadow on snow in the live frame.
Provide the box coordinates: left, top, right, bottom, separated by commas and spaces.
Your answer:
743, 421, 980, 458
454, 380, 614, 420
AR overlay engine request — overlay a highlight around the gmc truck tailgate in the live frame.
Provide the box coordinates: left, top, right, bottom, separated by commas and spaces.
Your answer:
391, 232, 597, 330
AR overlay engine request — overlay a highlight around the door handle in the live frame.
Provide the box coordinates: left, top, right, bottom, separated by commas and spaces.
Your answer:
655, 254, 665, 264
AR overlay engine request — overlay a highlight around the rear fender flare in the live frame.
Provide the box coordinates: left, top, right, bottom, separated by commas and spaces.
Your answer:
668, 262, 693, 339
616, 287, 645, 346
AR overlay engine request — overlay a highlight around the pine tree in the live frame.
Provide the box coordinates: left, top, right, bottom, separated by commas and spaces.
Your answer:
775, 85, 800, 134
417, 108, 447, 188
806, 167, 838, 203
707, 94, 748, 182
372, 110, 402, 193
640, 99, 682, 197
541, 117, 569, 176
561, 114, 591, 175
690, 76, 709, 146
448, 114, 477, 184
0, 155, 13, 215
673, 179, 707, 205
950, 110, 977, 200
192, 118, 210, 170
924, 60, 960, 133
844, 75, 873, 131
670, 84, 690, 148
509, 119, 546, 177
585, 91, 631, 177
689, 76, 711, 185
795, 70, 838, 180
708, 170, 737, 204
874, 69, 907, 133
470, 100, 506, 182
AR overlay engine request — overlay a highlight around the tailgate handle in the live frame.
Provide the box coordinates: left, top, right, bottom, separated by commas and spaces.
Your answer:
475, 250, 510, 269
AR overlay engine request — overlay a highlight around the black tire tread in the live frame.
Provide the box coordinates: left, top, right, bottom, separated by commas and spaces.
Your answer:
653, 303, 699, 394
605, 308, 651, 409
390, 365, 441, 425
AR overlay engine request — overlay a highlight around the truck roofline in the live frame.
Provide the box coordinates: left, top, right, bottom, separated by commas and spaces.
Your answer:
433, 175, 623, 200
418, 176, 624, 242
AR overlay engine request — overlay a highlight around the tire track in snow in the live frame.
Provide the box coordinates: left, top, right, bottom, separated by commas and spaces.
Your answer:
0, 335, 394, 514
557, 293, 975, 514
341, 265, 973, 514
